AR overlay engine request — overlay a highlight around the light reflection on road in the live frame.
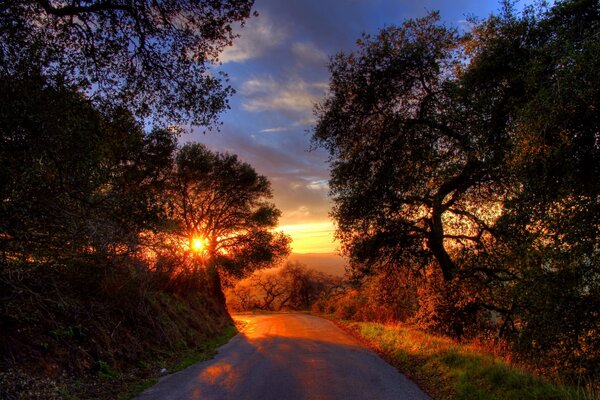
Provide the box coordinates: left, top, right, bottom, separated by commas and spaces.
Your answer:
135, 313, 430, 400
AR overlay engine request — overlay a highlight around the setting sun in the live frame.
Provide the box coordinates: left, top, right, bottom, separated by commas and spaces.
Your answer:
192, 237, 205, 252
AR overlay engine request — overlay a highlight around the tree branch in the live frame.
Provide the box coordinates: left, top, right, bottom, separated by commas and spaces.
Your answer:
35, 0, 134, 16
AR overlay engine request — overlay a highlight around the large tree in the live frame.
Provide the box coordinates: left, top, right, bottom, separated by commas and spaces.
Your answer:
489, 0, 600, 378
0, 73, 176, 259
313, 0, 599, 378
0, 0, 255, 126
166, 143, 290, 279
313, 11, 520, 285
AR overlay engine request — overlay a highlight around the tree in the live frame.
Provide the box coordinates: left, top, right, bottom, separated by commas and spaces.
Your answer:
313, 0, 599, 379
488, 0, 600, 379
0, 0, 255, 126
313, 11, 518, 288
167, 143, 290, 279
225, 262, 344, 312
0, 73, 176, 259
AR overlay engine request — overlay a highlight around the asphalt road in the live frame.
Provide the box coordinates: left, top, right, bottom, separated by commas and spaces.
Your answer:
134, 313, 430, 400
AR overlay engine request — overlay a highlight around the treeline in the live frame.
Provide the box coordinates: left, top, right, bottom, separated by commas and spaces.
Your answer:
0, 1, 291, 398
0, 70, 288, 275
226, 262, 344, 312
313, 0, 599, 383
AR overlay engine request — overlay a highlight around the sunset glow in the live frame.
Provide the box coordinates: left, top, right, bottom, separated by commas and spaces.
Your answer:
278, 221, 337, 253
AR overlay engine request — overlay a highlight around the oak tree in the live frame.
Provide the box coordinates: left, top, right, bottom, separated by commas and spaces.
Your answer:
167, 143, 290, 279
0, 0, 255, 126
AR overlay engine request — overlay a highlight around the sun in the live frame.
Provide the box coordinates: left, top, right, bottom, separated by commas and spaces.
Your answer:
191, 237, 204, 252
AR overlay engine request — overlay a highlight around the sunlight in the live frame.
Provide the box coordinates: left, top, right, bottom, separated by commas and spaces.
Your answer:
277, 221, 337, 253
192, 237, 205, 252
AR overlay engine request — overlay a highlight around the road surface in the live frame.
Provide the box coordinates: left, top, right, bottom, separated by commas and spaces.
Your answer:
135, 313, 430, 400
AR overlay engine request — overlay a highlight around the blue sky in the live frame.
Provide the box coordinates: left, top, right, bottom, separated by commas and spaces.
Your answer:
185, 0, 531, 253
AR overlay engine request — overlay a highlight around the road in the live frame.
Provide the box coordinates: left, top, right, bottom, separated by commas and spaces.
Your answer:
134, 313, 430, 400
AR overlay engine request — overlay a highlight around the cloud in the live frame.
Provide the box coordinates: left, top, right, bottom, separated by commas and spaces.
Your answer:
197, 132, 332, 225
287, 205, 311, 219
220, 14, 286, 63
294, 116, 318, 126
260, 126, 290, 133
306, 179, 328, 191
457, 19, 475, 33
292, 42, 328, 65
241, 76, 328, 113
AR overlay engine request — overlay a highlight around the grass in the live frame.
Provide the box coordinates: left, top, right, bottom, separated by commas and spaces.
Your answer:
1, 260, 239, 400
175, 324, 238, 371
338, 321, 596, 400
121, 323, 239, 400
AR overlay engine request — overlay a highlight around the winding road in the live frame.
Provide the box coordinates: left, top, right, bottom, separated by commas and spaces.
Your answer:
135, 313, 430, 400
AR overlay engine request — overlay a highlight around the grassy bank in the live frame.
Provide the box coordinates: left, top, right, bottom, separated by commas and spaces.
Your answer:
0, 261, 236, 400
337, 321, 596, 400
120, 323, 238, 400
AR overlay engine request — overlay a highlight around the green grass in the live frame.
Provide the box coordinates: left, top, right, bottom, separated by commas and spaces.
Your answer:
341, 321, 596, 400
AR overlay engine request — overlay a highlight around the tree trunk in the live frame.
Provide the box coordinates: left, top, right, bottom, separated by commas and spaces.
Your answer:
427, 206, 457, 282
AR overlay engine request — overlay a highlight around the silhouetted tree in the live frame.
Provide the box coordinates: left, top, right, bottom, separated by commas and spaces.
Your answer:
167, 143, 290, 279
0, 73, 176, 259
313, 11, 516, 292
314, 0, 599, 379
0, 0, 255, 126
488, 0, 600, 379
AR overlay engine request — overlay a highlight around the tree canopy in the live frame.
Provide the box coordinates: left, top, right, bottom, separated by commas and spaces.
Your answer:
167, 143, 290, 279
0, 73, 288, 282
313, 0, 599, 379
0, 0, 255, 126
0, 73, 176, 258
313, 11, 514, 283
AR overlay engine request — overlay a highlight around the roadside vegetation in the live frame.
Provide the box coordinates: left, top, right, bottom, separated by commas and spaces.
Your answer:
339, 321, 596, 400
226, 262, 343, 312
0, 1, 291, 398
311, 0, 599, 391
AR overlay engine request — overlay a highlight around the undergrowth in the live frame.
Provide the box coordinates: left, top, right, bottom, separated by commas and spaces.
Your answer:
338, 321, 598, 400
0, 260, 235, 400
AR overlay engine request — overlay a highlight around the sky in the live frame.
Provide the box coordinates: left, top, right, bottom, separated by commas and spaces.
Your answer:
184, 0, 528, 254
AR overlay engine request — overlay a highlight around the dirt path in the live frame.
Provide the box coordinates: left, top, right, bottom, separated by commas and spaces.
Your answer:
134, 313, 430, 400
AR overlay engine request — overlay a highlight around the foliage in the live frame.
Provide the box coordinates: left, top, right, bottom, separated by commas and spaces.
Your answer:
319, 267, 419, 323
166, 142, 290, 279
313, 0, 600, 382
0, 72, 287, 277
0, 73, 176, 259
0, 256, 234, 400
489, 0, 600, 380
342, 321, 595, 400
0, 61, 286, 398
226, 262, 343, 312
0, 0, 255, 126
313, 11, 510, 283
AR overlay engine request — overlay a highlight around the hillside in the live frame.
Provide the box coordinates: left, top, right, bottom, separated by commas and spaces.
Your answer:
0, 261, 235, 399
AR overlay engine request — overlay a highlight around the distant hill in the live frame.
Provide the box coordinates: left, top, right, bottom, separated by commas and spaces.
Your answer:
287, 252, 347, 276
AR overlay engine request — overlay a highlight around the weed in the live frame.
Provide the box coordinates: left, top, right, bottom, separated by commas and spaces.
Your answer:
98, 360, 115, 379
